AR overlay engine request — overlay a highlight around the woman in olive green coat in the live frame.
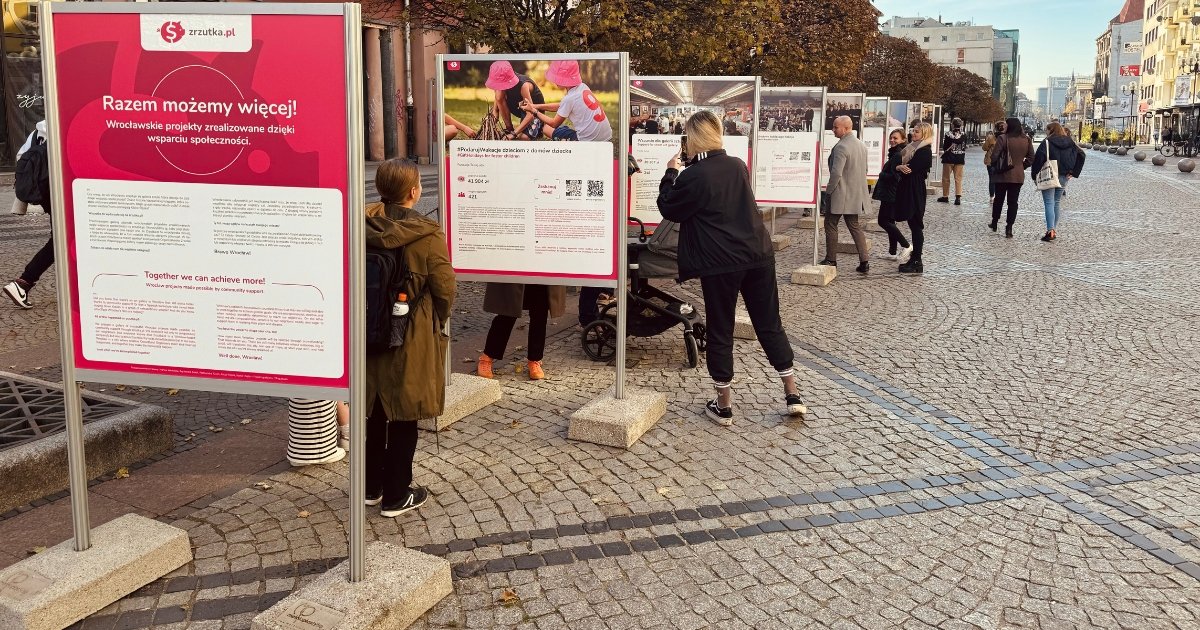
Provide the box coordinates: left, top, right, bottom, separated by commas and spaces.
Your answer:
363, 159, 455, 518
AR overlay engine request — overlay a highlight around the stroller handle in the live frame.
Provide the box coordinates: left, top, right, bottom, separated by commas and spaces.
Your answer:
627, 217, 649, 243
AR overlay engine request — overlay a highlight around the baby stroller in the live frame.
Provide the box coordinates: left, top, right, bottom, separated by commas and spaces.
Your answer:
581, 218, 707, 367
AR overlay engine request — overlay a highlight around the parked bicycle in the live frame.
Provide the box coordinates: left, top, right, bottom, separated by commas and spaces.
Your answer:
1156, 134, 1199, 157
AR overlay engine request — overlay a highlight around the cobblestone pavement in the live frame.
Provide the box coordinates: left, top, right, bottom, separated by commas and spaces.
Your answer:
2, 149, 1199, 628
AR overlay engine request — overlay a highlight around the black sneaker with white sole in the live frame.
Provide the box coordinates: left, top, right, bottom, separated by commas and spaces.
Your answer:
785, 393, 808, 416
381, 486, 428, 517
705, 399, 734, 427
4, 281, 32, 309
365, 492, 382, 506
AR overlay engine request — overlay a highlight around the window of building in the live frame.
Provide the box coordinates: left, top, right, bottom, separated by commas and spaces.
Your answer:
958, 34, 965, 41
923, 36, 930, 43
942, 35, 948, 42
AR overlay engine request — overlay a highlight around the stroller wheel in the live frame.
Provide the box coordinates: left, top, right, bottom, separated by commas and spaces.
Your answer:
692, 322, 707, 351
684, 331, 700, 368
581, 320, 619, 362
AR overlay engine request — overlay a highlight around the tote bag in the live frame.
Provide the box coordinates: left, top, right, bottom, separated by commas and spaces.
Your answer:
1035, 140, 1061, 190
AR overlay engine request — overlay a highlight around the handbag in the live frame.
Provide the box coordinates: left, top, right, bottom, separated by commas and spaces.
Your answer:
1034, 141, 1061, 191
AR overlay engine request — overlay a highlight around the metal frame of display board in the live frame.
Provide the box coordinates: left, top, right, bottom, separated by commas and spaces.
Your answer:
863, 96, 890, 181
42, 1, 368, 577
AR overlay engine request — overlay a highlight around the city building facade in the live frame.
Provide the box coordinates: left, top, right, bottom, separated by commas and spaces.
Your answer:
1039, 76, 1072, 119
1139, 0, 1200, 142
880, 16, 1020, 114
1094, 0, 1144, 133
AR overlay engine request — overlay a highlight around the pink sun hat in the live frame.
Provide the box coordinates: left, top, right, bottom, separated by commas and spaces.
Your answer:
485, 61, 519, 90
545, 60, 582, 87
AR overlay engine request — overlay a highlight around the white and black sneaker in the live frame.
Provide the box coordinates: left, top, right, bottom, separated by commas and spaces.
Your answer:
785, 393, 808, 417
705, 399, 734, 427
4, 281, 32, 309
381, 486, 428, 517
365, 492, 382, 506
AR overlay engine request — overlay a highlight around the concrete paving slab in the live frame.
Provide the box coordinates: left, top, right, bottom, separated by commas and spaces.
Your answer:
770, 234, 792, 251
567, 386, 667, 448
0, 514, 190, 630
250, 542, 450, 630
419, 373, 502, 432
835, 237, 873, 255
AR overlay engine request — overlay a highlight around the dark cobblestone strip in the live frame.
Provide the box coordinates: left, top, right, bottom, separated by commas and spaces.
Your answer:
68, 591, 292, 630
450, 484, 1048, 580
1044, 443, 1200, 475
1038, 487, 1200, 582
1066, 464, 1200, 554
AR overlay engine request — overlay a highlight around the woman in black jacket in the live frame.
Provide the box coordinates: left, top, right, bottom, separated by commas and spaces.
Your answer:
657, 110, 805, 427
1031, 122, 1085, 242
894, 122, 935, 274
873, 129, 912, 261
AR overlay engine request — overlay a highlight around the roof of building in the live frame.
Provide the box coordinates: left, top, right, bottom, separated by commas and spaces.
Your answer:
1113, 0, 1145, 24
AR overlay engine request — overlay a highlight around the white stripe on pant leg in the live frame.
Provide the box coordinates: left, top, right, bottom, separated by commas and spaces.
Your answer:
775, 369, 794, 379
712, 381, 731, 389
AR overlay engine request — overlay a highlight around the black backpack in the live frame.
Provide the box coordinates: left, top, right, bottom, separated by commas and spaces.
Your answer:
15, 138, 48, 206
365, 242, 426, 354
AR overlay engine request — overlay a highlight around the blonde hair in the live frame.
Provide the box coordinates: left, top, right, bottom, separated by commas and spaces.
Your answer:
684, 110, 724, 155
913, 122, 934, 143
375, 159, 421, 206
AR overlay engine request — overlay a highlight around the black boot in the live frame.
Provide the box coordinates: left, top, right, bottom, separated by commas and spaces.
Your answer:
937, 196, 949, 203
898, 258, 923, 274
856, 261, 869, 274
1005, 225, 1014, 238
954, 196, 962, 206
989, 220, 998, 232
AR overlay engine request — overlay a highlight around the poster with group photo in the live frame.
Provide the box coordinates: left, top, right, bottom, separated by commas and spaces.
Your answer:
863, 97, 889, 179
46, 4, 355, 395
629, 76, 759, 224
821, 93, 863, 188
441, 54, 623, 286
755, 87, 823, 206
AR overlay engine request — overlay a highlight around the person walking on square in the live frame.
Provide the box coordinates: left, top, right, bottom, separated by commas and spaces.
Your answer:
989, 118, 1035, 238
982, 120, 1005, 205
937, 117, 967, 205
364, 159, 456, 517
477, 283, 565, 381
657, 110, 806, 427
895, 122, 935, 274
4, 121, 53, 309
819, 115, 870, 273
1031, 122, 1085, 242
873, 128, 912, 262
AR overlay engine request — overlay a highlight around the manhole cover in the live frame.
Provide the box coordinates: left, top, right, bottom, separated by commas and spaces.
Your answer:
0, 376, 130, 452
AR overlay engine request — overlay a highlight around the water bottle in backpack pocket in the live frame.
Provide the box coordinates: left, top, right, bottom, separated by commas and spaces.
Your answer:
365, 245, 422, 353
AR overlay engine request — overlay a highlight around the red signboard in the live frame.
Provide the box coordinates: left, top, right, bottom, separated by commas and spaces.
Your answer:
1120, 65, 1141, 77
49, 9, 352, 393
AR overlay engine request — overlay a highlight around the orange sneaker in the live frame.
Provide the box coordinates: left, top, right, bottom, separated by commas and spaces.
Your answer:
477, 354, 494, 379
527, 360, 545, 381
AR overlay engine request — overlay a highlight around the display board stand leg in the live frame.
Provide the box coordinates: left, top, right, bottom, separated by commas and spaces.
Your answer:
789, 205, 836, 286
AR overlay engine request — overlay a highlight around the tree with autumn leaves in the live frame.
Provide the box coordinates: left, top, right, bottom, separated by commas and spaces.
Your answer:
395, 0, 1005, 121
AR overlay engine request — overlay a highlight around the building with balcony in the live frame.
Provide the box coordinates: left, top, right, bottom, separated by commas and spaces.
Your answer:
1139, 0, 1200, 141
1094, 0, 1144, 132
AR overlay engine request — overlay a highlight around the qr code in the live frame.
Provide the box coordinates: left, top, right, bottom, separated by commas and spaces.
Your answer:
801, 151, 812, 161
788, 151, 799, 161
566, 179, 582, 197
587, 180, 605, 198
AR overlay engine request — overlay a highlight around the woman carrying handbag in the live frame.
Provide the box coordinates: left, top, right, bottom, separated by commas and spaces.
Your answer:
1031, 122, 1085, 242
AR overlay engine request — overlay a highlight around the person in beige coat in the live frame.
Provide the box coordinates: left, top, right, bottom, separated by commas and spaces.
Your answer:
820, 116, 871, 273
989, 117, 1035, 238
363, 159, 456, 518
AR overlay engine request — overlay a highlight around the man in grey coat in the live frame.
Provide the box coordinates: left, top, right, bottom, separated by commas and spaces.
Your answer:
820, 116, 871, 273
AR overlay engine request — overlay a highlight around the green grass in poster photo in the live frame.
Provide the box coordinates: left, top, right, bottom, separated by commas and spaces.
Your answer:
442, 60, 620, 149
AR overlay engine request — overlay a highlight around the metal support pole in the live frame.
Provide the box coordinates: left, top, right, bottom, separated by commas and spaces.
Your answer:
41, 3, 90, 553
614, 53, 630, 400
380, 27, 398, 159
436, 56, 452, 384
344, 3, 367, 583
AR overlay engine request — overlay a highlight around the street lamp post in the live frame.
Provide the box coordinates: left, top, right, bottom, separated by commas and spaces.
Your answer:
1121, 81, 1139, 147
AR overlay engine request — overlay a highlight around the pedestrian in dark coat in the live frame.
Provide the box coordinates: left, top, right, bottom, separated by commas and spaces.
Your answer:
477, 283, 566, 381
895, 122, 934, 274
363, 159, 456, 518
872, 128, 911, 261
989, 117, 1035, 237
656, 110, 806, 427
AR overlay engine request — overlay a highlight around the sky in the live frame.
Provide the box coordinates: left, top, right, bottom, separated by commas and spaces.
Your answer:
871, 0, 1125, 95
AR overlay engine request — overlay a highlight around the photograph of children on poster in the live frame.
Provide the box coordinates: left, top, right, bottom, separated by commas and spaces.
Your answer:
629, 77, 757, 224
862, 97, 889, 179
820, 93, 863, 188
755, 87, 822, 206
443, 57, 621, 283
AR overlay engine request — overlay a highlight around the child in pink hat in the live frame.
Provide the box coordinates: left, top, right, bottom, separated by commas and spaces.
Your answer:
486, 61, 547, 140
521, 60, 613, 143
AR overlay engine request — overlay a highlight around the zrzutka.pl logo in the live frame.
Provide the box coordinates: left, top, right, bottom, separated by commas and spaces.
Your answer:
159, 22, 185, 44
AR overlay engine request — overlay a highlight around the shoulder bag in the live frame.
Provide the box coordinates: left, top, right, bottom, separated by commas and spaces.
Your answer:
1035, 140, 1061, 191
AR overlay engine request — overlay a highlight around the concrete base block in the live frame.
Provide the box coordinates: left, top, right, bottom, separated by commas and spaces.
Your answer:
0, 514, 191, 630
733, 313, 756, 340
835, 237, 872, 255
797, 215, 818, 229
419, 373, 501, 432
770, 234, 792, 251
567, 386, 667, 448
791, 264, 837, 286
252, 542, 451, 630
